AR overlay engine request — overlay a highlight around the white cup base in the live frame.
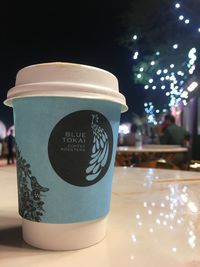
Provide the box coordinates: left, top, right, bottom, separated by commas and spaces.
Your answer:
22, 216, 108, 251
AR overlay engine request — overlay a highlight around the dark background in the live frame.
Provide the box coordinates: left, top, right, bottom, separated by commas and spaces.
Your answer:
0, 0, 144, 128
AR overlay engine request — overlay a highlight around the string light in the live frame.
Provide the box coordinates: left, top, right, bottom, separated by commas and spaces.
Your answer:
173, 44, 178, 49
133, 44, 197, 112
131, 1, 198, 117
163, 69, 168, 74
175, 2, 200, 33
189, 65, 195, 74
144, 102, 158, 125
175, 3, 180, 9
156, 69, 162, 75
149, 78, 153, 83
133, 51, 139, 60
187, 82, 198, 92
181, 91, 188, 98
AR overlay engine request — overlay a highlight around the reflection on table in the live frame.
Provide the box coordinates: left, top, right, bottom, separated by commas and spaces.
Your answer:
115, 144, 189, 168
1, 166, 200, 266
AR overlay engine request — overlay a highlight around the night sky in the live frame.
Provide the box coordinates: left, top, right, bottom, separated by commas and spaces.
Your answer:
0, 0, 144, 128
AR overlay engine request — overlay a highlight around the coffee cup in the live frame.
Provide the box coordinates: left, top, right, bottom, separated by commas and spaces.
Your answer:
4, 62, 127, 250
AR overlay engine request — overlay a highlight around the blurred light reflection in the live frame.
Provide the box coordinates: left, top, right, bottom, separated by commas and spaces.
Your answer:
134, 170, 200, 254
187, 202, 198, 213
131, 234, 137, 243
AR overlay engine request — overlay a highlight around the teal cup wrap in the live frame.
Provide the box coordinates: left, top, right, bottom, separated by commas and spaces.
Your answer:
13, 97, 121, 224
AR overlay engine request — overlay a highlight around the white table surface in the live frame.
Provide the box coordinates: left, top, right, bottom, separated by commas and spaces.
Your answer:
1, 165, 200, 267
117, 144, 188, 153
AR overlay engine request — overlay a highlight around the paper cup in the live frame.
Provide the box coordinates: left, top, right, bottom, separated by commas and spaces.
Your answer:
4, 62, 127, 250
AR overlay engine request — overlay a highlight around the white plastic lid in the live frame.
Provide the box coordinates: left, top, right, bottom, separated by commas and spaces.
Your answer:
4, 62, 128, 112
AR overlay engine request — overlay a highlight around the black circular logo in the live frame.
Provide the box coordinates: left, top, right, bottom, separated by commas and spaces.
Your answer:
48, 110, 113, 186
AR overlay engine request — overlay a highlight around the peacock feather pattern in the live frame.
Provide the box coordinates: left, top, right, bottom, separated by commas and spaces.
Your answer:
16, 145, 49, 222
86, 114, 109, 181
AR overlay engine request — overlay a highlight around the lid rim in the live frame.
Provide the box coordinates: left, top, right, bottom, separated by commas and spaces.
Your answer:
4, 95, 128, 113
4, 83, 128, 113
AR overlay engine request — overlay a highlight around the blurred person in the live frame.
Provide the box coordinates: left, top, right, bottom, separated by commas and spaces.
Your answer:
159, 114, 191, 169
0, 137, 3, 157
159, 114, 189, 146
5, 129, 15, 164
123, 124, 137, 146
